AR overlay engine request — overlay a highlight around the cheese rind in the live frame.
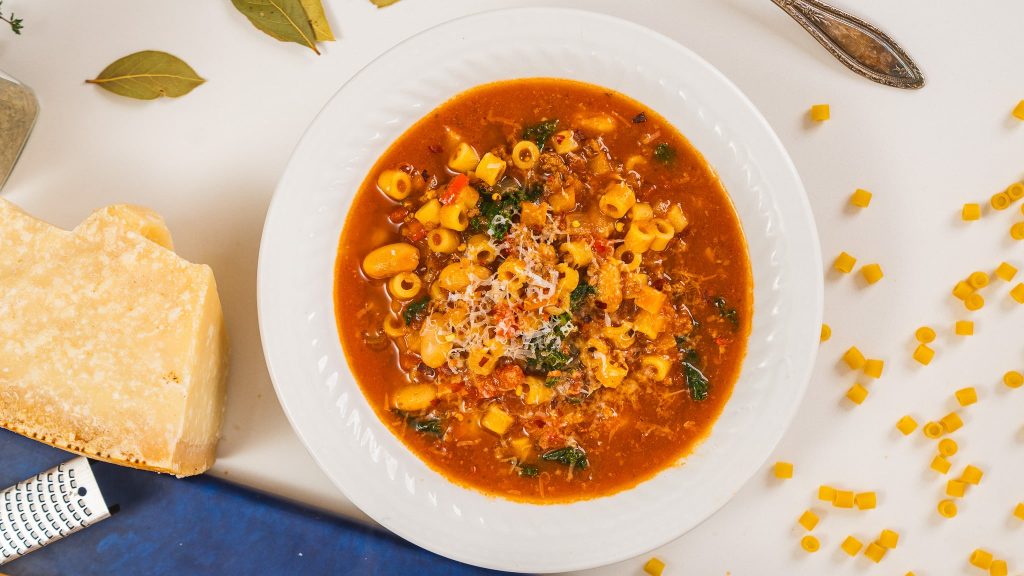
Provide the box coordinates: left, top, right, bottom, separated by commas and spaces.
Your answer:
0, 199, 229, 476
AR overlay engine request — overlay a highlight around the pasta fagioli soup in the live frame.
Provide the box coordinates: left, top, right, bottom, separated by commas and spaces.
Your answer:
334, 78, 752, 502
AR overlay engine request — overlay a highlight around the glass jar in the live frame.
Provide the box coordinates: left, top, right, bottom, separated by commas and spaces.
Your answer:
0, 70, 38, 191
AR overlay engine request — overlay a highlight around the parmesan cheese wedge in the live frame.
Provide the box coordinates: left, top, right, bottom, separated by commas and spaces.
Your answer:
0, 199, 229, 477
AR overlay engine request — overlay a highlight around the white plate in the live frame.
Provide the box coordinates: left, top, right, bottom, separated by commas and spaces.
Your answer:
258, 7, 821, 573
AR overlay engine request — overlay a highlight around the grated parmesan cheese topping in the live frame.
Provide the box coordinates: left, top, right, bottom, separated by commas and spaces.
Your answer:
430, 213, 576, 370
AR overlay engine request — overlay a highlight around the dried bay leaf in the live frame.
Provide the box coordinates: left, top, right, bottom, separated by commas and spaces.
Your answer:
299, 0, 334, 42
232, 0, 320, 54
370, 0, 402, 7
86, 51, 204, 100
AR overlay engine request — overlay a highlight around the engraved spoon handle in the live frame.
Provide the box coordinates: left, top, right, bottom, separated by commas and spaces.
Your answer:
771, 0, 925, 89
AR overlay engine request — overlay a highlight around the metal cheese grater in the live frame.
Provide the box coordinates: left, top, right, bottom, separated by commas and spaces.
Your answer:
0, 457, 111, 566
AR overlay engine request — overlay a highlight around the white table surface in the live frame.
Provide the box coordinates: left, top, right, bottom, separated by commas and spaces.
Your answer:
4, 1, 1023, 574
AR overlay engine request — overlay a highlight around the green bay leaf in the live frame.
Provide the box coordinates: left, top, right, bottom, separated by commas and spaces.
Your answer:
370, 0, 402, 7
232, 0, 320, 54
299, 0, 334, 41
86, 51, 204, 100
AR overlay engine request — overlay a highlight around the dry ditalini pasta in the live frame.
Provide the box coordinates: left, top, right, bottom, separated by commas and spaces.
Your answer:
800, 534, 820, 553
922, 421, 945, 439
846, 383, 869, 405
913, 344, 935, 366
834, 251, 857, 273
643, 557, 665, 576
955, 320, 974, 336
841, 535, 863, 556
843, 346, 866, 370
854, 492, 877, 510
774, 461, 794, 479
896, 415, 918, 435
850, 188, 872, 208
863, 542, 887, 563
955, 387, 978, 406
798, 510, 819, 531
860, 263, 884, 284
994, 261, 1017, 281
937, 499, 957, 518
938, 438, 958, 457
1004, 370, 1023, 388
930, 455, 951, 475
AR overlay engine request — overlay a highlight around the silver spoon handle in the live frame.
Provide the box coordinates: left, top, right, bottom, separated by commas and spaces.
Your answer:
771, 0, 925, 89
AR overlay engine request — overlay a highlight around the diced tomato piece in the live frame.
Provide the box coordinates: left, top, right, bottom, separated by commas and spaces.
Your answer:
439, 174, 470, 205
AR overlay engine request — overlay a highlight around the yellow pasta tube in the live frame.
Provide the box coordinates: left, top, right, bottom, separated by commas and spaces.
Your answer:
466, 234, 496, 264
630, 202, 654, 221
377, 169, 412, 200
382, 314, 407, 338
599, 182, 637, 218
388, 272, 422, 300
496, 258, 526, 283
648, 218, 675, 251
511, 140, 540, 170
623, 220, 656, 253
640, 355, 671, 381
474, 152, 508, 186
448, 142, 480, 173
520, 201, 549, 229
666, 204, 688, 233
614, 245, 642, 272
439, 203, 469, 231
414, 199, 441, 226
427, 228, 461, 253
604, 322, 636, 349
559, 241, 593, 268
556, 263, 580, 297
458, 186, 480, 209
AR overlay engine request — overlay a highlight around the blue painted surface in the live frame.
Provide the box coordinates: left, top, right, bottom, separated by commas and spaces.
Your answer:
1, 429, 513, 576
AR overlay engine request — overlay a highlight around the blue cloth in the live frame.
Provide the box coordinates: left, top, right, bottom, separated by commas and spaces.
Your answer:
1, 429, 511, 575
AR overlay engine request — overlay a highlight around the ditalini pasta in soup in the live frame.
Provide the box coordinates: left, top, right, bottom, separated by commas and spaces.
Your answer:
335, 78, 752, 502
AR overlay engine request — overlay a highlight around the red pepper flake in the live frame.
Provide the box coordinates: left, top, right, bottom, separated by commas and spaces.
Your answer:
554, 134, 565, 144
593, 238, 611, 257
428, 144, 443, 154
388, 206, 409, 224
715, 337, 731, 347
